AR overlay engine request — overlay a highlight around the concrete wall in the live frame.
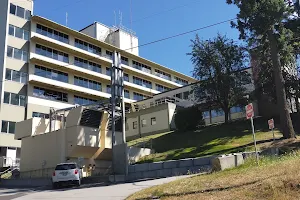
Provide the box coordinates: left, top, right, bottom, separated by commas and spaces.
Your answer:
126, 103, 172, 139
80, 23, 96, 38
128, 147, 152, 164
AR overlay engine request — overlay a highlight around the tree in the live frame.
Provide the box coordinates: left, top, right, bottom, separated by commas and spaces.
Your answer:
174, 106, 205, 131
227, 0, 297, 138
188, 34, 251, 123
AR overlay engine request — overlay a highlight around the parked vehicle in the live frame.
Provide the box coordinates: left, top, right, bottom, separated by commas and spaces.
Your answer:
52, 163, 82, 188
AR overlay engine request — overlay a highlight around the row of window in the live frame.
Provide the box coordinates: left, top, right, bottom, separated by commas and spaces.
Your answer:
32, 112, 49, 119
175, 77, 189, 85
5, 69, 27, 83
10, 3, 31, 20
9, 24, 29, 41
132, 117, 156, 129
74, 76, 101, 91
132, 61, 151, 74
133, 92, 149, 101
4, 92, 26, 107
174, 91, 190, 100
156, 84, 171, 92
74, 57, 101, 73
35, 24, 189, 85
36, 44, 69, 63
35, 65, 68, 83
154, 69, 171, 81
37, 24, 69, 44
33, 86, 68, 102
75, 38, 101, 55
203, 107, 245, 119
133, 76, 152, 89
74, 95, 97, 105
7, 46, 28, 62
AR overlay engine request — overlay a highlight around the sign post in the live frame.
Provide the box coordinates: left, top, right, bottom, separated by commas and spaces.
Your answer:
246, 103, 259, 164
268, 119, 275, 141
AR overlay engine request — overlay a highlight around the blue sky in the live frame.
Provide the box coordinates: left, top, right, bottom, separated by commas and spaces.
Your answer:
34, 0, 240, 77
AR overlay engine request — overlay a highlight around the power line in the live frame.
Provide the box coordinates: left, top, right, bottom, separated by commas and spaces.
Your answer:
123, 17, 237, 51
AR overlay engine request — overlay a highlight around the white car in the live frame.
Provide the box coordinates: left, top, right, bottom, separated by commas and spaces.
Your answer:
52, 163, 82, 188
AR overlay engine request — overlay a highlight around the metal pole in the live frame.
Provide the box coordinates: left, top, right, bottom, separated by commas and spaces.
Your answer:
272, 128, 275, 141
250, 117, 259, 164
111, 52, 117, 183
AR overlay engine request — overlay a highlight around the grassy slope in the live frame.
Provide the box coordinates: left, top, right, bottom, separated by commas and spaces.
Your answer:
127, 151, 300, 200
129, 118, 283, 163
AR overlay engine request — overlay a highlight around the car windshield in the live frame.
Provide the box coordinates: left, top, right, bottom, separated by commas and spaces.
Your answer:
55, 164, 76, 170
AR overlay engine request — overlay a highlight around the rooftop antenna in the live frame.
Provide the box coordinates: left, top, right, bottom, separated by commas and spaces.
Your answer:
119, 10, 123, 27
66, 12, 68, 26
114, 11, 117, 27
130, 0, 133, 52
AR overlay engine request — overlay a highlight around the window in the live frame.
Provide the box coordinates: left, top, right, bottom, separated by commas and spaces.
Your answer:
133, 76, 152, 89
37, 24, 69, 43
156, 84, 170, 92
75, 39, 101, 55
9, 24, 29, 40
35, 65, 68, 83
106, 85, 111, 94
175, 77, 188, 85
1, 121, 16, 134
74, 95, 97, 105
230, 106, 244, 114
121, 56, 129, 65
133, 92, 146, 101
151, 117, 156, 125
74, 57, 101, 73
105, 50, 113, 59
3, 92, 26, 106
203, 111, 210, 119
141, 119, 147, 127
10, 4, 31, 20
175, 93, 182, 99
5, 69, 27, 83
154, 69, 171, 81
106, 67, 111, 76
33, 86, 68, 102
124, 73, 129, 82
124, 90, 130, 99
183, 91, 190, 100
7, 46, 28, 61
211, 110, 224, 118
36, 44, 69, 63
133, 121, 137, 129
32, 112, 49, 119
74, 76, 101, 91
132, 61, 151, 74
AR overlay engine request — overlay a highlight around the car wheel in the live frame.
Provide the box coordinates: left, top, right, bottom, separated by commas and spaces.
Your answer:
52, 183, 57, 189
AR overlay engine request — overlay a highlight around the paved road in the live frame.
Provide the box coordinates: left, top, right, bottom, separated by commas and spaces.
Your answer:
1, 176, 189, 200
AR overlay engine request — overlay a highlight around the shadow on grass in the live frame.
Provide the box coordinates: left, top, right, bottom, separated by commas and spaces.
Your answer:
136, 118, 284, 163
133, 175, 279, 200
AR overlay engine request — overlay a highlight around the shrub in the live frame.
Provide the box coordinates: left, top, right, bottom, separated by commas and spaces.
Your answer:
174, 106, 205, 131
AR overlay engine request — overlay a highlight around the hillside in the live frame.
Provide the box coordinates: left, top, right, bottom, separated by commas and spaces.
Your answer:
128, 118, 283, 163
127, 150, 300, 200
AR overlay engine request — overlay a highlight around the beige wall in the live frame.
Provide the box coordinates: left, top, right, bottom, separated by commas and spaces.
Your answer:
126, 103, 172, 139
20, 130, 63, 172
0, 134, 21, 148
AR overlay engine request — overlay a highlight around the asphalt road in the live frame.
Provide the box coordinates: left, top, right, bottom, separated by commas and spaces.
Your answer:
0, 176, 190, 200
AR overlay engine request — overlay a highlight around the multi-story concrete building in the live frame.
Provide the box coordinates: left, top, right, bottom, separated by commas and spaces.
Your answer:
0, 0, 195, 167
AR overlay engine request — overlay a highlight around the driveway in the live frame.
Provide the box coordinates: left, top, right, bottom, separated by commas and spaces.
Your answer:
9, 176, 189, 200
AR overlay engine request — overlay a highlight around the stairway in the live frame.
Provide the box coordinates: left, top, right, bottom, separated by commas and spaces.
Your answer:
79, 109, 103, 128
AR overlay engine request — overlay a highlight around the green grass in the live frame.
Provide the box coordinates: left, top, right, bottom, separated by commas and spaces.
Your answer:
129, 118, 283, 163
127, 152, 300, 200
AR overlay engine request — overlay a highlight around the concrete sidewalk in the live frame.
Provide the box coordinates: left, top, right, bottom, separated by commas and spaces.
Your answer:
13, 175, 191, 200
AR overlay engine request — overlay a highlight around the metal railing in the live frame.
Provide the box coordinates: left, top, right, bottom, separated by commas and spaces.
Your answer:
1, 157, 20, 168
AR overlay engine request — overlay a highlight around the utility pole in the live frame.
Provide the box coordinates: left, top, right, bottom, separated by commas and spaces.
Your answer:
111, 51, 127, 181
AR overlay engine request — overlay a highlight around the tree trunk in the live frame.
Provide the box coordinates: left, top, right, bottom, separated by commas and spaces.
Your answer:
296, 92, 300, 114
267, 30, 296, 139
224, 109, 229, 124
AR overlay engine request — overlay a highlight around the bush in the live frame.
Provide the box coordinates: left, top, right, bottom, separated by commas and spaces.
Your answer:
174, 106, 205, 131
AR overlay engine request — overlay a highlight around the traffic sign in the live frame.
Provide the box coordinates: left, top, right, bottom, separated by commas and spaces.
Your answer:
268, 119, 274, 130
245, 103, 254, 119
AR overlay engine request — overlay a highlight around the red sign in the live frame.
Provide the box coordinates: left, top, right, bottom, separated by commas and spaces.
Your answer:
268, 119, 274, 130
245, 103, 254, 119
